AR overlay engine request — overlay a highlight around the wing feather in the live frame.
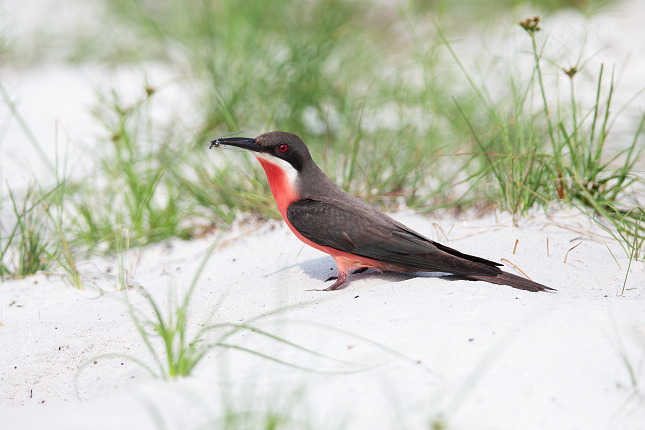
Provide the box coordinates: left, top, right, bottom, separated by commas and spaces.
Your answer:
286, 199, 501, 276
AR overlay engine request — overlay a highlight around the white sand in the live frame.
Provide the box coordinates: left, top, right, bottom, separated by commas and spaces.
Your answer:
1, 0, 645, 428
1, 210, 644, 429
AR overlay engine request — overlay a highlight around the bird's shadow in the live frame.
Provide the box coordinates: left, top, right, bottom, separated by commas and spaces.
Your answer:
264, 256, 469, 288
300, 256, 417, 286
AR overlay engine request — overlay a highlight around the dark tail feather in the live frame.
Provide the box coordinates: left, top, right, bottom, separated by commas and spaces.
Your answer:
468, 271, 555, 293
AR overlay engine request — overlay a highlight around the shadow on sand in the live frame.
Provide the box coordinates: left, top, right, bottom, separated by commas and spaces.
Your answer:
262, 255, 473, 289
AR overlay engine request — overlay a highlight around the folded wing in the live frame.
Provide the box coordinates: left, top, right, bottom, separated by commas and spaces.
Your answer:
286, 199, 502, 277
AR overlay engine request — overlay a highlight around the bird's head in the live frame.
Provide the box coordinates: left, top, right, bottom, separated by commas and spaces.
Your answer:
211, 131, 338, 210
210, 131, 312, 173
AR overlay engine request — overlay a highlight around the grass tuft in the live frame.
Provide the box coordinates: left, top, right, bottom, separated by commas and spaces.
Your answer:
69, 88, 196, 251
77, 228, 368, 382
0, 185, 50, 278
437, 15, 645, 255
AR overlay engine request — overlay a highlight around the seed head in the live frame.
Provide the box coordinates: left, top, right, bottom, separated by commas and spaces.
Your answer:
519, 16, 541, 34
564, 66, 578, 79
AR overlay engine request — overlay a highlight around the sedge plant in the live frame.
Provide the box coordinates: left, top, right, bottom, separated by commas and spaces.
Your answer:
434, 15, 645, 256
77, 227, 366, 383
0, 185, 50, 278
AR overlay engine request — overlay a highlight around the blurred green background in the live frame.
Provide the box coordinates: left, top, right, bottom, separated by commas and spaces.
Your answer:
1, 0, 643, 278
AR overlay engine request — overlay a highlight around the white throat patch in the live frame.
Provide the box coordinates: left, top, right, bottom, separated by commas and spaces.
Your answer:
255, 152, 299, 186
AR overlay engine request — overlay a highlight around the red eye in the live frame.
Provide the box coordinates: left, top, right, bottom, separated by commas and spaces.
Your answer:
278, 144, 288, 153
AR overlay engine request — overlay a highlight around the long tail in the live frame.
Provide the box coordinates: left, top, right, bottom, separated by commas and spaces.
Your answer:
468, 271, 555, 293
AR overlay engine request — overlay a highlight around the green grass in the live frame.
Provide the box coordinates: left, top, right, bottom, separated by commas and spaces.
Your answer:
0, 185, 50, 278
442, 16, 645, 245
70, 88, 196, 250
76, 228, 367, 380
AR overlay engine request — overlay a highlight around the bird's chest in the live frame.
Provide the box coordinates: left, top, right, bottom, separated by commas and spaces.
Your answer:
256, 156, 299, 217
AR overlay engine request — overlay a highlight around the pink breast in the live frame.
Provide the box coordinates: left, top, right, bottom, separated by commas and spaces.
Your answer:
256, 156, 396, 272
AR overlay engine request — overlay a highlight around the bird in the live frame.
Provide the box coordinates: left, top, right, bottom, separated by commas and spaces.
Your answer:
210, 131, 554, 293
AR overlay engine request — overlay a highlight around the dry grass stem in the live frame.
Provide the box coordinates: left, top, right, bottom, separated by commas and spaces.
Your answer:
564, 242, 583, 263
500, 258, 532, 281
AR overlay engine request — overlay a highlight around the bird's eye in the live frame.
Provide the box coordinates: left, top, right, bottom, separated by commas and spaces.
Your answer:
278, 144, 288, 153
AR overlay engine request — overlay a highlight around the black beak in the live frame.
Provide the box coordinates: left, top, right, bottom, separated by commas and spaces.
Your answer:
209, 137, 262, 152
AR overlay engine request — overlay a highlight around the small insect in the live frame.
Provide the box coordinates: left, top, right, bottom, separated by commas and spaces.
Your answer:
209, 131, 246, 149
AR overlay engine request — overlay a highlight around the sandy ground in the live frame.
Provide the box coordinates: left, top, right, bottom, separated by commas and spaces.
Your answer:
1, 209, 644, 429
1, 0, 645, 429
